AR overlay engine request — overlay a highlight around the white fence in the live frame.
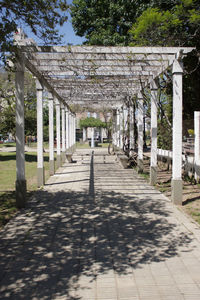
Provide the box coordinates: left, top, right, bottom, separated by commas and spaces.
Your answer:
157, 148, 200, 178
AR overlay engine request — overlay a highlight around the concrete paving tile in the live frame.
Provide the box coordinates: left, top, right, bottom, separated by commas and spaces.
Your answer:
119, 298, 139, 300
116, 278, 135, 288
1, 149, 200, 300
134, 276, 155, 286
97, 287, 118, 299
172, 274, 196, 284
75, 287, 96, 298
158, 284, 180, 296
154, 275, 176, 285
118, 287, 139, 298
183, 296, 200, 300
177, 284, 200, 294
161, 296, 184, 300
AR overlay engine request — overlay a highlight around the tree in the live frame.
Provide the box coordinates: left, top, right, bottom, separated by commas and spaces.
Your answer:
79, 117, 106, 129
0, 70, 37, 138
129, 0, 200, 148
0, 0, 68, 62
71, 0, 151, 45
70, 0, 187, 46
129, 0, 200, 48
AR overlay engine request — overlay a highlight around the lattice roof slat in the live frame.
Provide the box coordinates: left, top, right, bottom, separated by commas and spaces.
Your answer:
17, 37, 194, 108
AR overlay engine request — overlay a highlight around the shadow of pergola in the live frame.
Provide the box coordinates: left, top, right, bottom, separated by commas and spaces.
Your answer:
0, 183, 193, 299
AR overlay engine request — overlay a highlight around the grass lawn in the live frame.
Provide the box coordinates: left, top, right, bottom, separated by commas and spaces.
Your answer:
0, 151, 52, 228
0, 142, 16, 148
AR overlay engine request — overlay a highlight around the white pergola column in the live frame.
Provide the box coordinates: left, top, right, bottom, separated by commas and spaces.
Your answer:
61, 104, 66, 163
124, 106, 128, 132
150, 81, 158, 185
48, 93, 54, 176
36, 79, 44, 187
112, 111, 117, 147
116, 108, 120, 149
171, 59, 183, 205
137, 93, 144, 173
91, 127, 95, 148
123, 106, 128, 150
194, 111, 200, 182
119, 107, 123, 149
55, 98, 61, 168
129, 106, 135, 152
70, 113, 73, 150
65, 107, 69, 151
83, 127, 87, 142
73, 114, 76, 150
72, 114, 74, 150
68, 112, 72, 151
100, 127, 104, 143
15, 54, 26, 208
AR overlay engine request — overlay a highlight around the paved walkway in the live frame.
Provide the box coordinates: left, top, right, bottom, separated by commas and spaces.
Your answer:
1, 148, 200, 300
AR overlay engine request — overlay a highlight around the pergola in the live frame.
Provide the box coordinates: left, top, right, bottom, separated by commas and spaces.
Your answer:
14, 29, 194, 207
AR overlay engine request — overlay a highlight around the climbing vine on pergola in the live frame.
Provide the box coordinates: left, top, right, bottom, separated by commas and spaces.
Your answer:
13, 29, 195, 207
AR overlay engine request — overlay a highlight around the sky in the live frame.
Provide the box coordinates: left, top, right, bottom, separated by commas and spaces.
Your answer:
24, 0, 86, 46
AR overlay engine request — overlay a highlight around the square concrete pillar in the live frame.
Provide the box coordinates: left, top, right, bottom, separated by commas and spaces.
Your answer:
129, 106, 135, 151
172, 59, 183, 205
116, 108, 120, 149
137, 93, 144, 173
61, 104, 66, 164
48, 93, 54, 176
65, 108, 69, 150
55, 98, 61, 168
171, 179, 183, 205
15, 54, 26, 208
83, 127, 87, 142
119, 108, 123, 149
194, 111, 200, 182
36, 79, 44, 187
91, 127, 95, 148
150, 81, 158, 185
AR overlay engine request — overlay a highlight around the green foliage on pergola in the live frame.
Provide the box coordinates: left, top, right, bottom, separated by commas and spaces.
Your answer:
79, 117, 106, 129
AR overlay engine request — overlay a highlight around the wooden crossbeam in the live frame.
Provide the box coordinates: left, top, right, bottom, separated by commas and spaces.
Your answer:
17, 40, 194, 108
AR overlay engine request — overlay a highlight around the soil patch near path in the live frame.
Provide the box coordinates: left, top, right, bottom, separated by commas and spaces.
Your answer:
142, 157, 200, 226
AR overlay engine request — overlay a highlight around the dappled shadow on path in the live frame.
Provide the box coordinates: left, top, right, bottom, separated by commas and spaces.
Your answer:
0, 185, 193, 299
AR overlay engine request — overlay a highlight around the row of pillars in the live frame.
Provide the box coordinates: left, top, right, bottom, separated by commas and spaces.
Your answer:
15, 55, 76, 208
112, 59, 184, 205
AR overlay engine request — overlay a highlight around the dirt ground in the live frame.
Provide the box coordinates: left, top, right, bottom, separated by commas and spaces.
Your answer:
143, 157, 200, 226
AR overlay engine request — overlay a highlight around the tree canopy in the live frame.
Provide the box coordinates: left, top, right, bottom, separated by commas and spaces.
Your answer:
0, 70, 37, 137
71, 0, 152, 45
79, 117, 106, 129
70, 0, 188, 46
129, 0, 200, 48
0, 0, 68, 61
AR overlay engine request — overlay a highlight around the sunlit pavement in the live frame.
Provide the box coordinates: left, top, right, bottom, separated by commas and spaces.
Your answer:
0, 148, 200, 300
